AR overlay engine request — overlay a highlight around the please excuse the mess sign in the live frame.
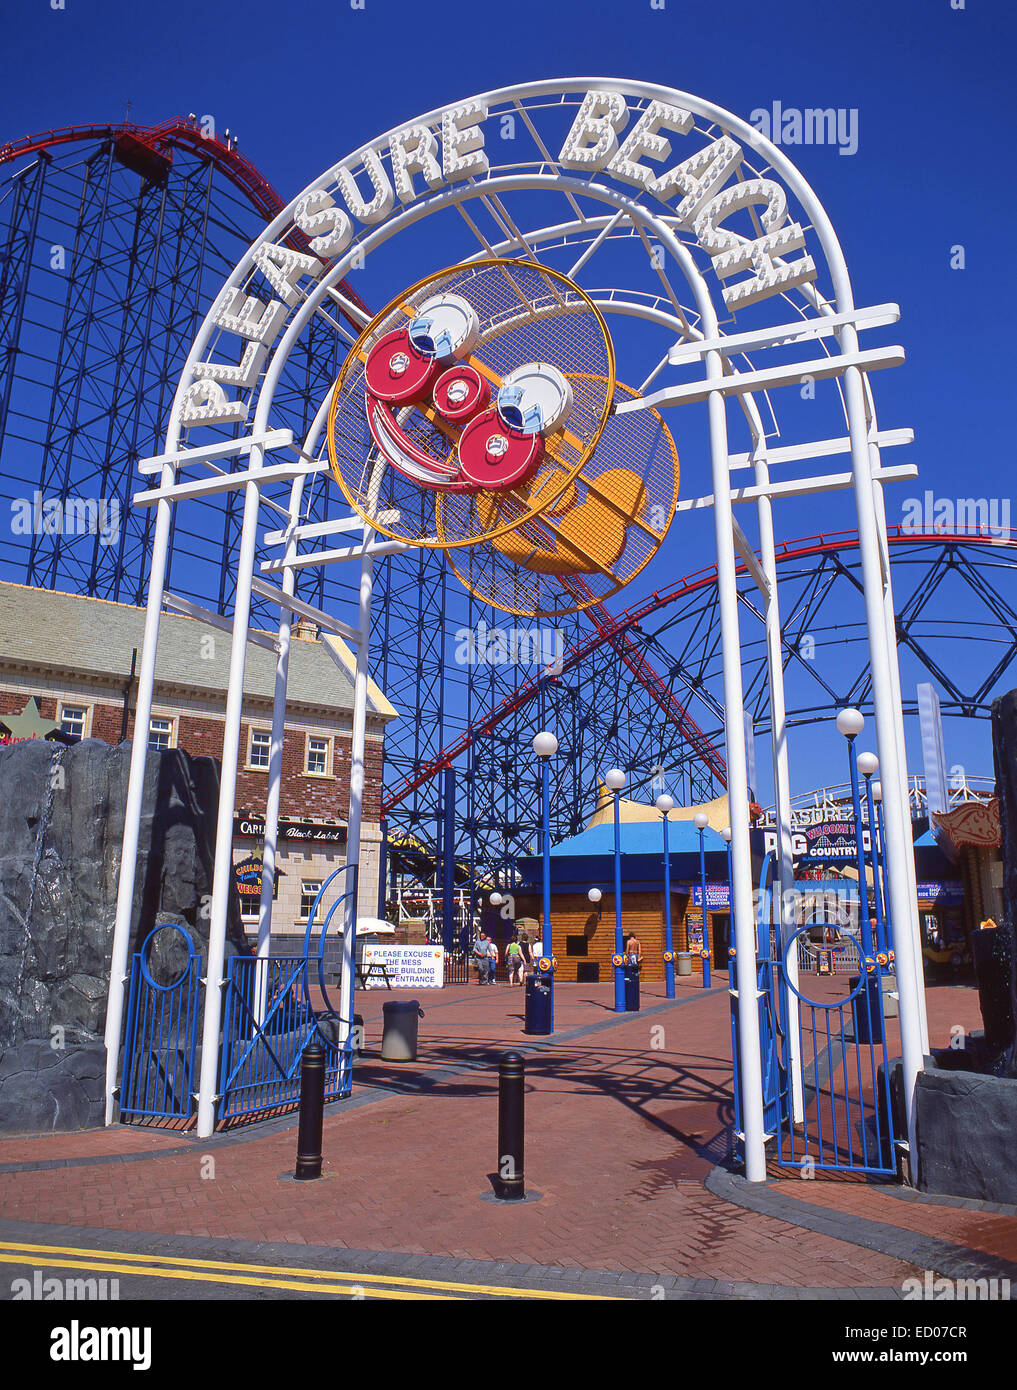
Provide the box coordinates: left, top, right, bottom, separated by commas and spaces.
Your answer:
362, 944, 445, 989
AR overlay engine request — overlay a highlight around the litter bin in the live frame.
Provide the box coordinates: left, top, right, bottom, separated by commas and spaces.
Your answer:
381, 1000, 424, 1060
623, 960, 640, 1011
676, 952, 693, 977
850, 974, 884, 1044
524, 971, 552, 1035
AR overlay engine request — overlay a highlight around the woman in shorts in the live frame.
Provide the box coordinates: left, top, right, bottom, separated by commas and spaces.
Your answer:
505, 935, 525, 985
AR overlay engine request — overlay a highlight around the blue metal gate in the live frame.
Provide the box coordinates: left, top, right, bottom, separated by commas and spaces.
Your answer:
121, 865, 359, 1126
218, 864, 358, 1122
731, 856, 901, 1176
120, 924, 201, 1120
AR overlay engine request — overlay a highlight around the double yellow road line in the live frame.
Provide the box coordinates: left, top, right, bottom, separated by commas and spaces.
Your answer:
0, 1240, 621, 1301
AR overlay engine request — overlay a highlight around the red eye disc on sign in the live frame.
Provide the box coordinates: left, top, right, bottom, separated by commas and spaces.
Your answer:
457, 408, 544, 491
364, 328, 439, 405
433, 365, 490, 423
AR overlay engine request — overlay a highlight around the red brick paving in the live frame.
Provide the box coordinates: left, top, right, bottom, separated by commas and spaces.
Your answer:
0, 976, 1009, 1287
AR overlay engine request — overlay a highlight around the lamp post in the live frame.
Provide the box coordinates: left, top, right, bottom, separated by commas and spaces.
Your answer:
871, 779, 887, 910
858, 752, 888, 965
836, 708, 875, 959
656, 794, 675, 997
533, 731, 557, 1032
605, 767, 627, 1011
723, 825, 733, 970
694, 811, 711, 988
870, 778, 893, 955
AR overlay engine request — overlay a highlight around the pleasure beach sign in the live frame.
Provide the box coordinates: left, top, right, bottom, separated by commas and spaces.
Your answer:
179, 85, 819, 429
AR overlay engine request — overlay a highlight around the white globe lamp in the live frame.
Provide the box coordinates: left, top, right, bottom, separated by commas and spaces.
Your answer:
533, 731, 558, 759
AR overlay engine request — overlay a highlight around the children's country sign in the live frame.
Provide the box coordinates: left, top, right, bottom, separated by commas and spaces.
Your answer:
361, 944, 444, 989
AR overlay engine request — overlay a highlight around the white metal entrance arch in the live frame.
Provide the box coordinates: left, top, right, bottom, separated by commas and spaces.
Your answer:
105, 78, 925, 1183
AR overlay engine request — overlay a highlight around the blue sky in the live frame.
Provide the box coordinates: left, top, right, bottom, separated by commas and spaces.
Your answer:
5, 0, 1014, 801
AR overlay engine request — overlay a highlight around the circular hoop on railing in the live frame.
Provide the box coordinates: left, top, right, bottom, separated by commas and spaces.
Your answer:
781, 925, 871, 1010
137, 923, 197, 993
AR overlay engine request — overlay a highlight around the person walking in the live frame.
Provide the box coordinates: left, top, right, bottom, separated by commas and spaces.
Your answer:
624, 931, 643, 969
487, 935, 500, 985
505, 935, 525, 985
473, 932, 492, 984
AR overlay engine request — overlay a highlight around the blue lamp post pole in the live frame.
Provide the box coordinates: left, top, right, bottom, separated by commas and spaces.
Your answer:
694, 811, 711, 988
656, 794, 675, 998
533, 731, 558, 1033
871, 780, 892, 950
858, 752, 888, 965
837, 709, 875, 959
723, 825, 733, 965
606, 768, 626, 1012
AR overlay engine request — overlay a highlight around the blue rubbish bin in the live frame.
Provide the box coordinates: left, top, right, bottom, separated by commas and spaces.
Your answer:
524, 972, 552, 1034
623, 958, 640, 1011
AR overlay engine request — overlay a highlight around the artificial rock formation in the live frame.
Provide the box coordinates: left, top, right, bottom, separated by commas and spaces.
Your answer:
0, 739, 245, 1131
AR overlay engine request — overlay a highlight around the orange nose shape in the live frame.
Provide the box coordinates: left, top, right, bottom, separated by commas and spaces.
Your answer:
480, 468, 647, 577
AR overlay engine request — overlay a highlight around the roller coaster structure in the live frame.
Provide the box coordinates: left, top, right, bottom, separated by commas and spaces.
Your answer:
2, 119, 1014, 910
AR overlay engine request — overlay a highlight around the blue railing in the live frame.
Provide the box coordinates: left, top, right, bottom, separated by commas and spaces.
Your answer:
773, 926, 897, 1175
730, 853, 789, 1161
218, 863, 358, 1122
120, 924, 202, 1120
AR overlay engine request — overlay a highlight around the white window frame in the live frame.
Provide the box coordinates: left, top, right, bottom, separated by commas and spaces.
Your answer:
58, 702, 90, 741
247, 727, 272, 771
304, 734, 331, 777
148, 714, 176, 751
300, 880, 323, 924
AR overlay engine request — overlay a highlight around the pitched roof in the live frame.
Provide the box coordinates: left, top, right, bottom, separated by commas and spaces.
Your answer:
0, 581, 397, 720
549, 819, 729, 859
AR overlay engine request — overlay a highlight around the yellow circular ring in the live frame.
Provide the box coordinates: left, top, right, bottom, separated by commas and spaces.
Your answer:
442, 377, 679, 618
325, 259, 615, 550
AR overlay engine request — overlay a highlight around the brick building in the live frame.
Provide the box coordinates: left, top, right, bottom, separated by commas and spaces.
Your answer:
0, 581, 396, 939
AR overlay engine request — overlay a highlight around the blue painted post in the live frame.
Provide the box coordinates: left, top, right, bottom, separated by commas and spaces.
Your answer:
542, 754, 554, 1033
863, 772, 888, 962
442, 767, 457, 957
875, 794, 893, 950
697, 819, 711, 988
845, 739, 875, 958
724, 827, 734, 965
607, 769, 626, 1012
662, 808, 674, 998
533, 732, 558, 1034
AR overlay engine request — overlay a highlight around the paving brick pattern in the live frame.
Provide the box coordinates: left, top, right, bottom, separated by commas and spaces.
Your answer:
0, 977, 1009, 1290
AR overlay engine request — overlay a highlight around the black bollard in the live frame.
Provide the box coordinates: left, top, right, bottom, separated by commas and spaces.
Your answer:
294, 1040, 325, 1181
496, 1051, 525, 1200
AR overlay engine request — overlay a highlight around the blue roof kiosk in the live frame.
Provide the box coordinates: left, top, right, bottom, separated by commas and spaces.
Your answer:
512, 820, 763, 983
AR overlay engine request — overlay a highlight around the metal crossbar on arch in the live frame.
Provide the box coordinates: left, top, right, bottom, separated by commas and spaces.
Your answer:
103, 79, 925, 1191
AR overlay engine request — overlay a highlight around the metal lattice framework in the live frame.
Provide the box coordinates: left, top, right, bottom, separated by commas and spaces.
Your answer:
382, 526, 1017, 886
3, 115, 1012, 914
0, 119, 355, 610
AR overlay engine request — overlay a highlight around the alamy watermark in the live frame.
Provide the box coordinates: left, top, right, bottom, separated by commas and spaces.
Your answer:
10, 492, 120, 546
902, 1270, 1010, 1301
749, 102, 859, 156
901, 490, 1010, 540
12, 1271, 120, 1300
454, 622, 564, 667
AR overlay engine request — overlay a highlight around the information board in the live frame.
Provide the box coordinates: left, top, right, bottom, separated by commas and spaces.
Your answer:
361, 944, 444, 989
